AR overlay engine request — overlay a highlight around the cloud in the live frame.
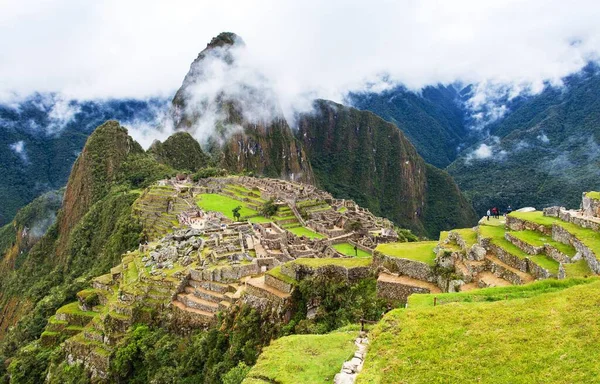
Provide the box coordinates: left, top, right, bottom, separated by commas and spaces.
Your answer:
537, 132, 550, 143
0, 0, 599, 110
9, 140, 29, 163
465, 136, 508, 162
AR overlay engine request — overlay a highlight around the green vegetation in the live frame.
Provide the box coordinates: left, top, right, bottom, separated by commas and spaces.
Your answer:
375, 241, 437, 266
266, 266, 297, 286
359, 280, 600, 383
286, 226, 325, 239
245, 331, 356, 383
508, 211, 556, 227
291, 257, 372, 268
585, 191, 600, 200
333, 243, 371, 258
260, 198, 279, 218
453, 227, 478, 248
296, 99, 477, 237
556, 220, 600, 259
509, 230, 576, 256
408, 278, 597, 308
479, 224, 528, 259
148, 131, 209, 172
563, 260, 594, 278
196, 193, 268, 222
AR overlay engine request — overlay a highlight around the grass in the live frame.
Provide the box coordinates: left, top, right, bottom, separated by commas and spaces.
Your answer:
563, 260, 594, 278
528, 254, 560, 274
555, 220, 600, 259
375, 241, 438, 266
509, 230, 576, 256
56, 302, 97, 317
452, 228, 478, 248
287, 226, 325, 239
266, 266, 297, 285
337, 206, 348, 213
407, 278, 597, 308
508, 211, 556, 228
585, 191, 600, 200
479, 225, 529, 259
292, 257, 372, 268
245, 331, 356, 384
358, 279, 600, 383
195, 193, 268, 222
332, 243, 371, 258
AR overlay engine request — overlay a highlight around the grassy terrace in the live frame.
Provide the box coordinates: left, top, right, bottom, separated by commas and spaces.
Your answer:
479, 223, 559, 273
509, 230, 576, 256
195, 193, 270, 223
585, 191, 600, 200
358, 280, 600, 383
510, 211, 600, 260
453, 228, 478, 248
287, 226, 325, 239
244, 331, 356, 384
266, 266, 297, 285
333, 242, 371, 258
291, 257, 372, 268
375, 241, 437, 266
407, 277, 596, 308
563, 260, 594, 278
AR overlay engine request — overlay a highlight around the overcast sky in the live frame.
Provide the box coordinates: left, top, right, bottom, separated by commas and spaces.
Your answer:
1, 0, 600, 104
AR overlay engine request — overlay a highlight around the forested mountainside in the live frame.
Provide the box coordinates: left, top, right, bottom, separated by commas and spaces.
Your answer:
347, 85, 472, 168
0, 95, 168, 226
448, 64, 600, 214
296, 100, 477, 236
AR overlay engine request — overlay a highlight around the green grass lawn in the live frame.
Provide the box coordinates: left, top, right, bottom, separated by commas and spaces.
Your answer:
479, 225, 529, 259
195, 193, 269, 222
407, 277, 596, 309
291, 257, 372, 268
358, 279, 600, 384
333, 243, 371, 258
287, 226, 325, 239
375, 241, 438, 266
555, 220, 600, 259
244, 331, 356, 384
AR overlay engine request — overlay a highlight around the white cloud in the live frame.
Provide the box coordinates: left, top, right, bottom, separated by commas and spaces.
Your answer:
537, 132, 550, 143
465, 136, 508, 162
9, 140, 28, 163
471, 144, 493, 159
0, 0, 599, 108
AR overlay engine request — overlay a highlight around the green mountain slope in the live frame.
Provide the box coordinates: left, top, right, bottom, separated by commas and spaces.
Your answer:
296, 100, 477, 236
148, 131, 209, 172
448, 66, 600, 213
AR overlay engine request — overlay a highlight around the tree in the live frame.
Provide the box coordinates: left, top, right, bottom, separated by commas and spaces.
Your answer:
232, 206, 242, 222
260, 199, 278, 218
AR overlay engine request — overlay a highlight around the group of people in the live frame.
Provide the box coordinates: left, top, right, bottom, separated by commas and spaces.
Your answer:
486, 205, 512, 220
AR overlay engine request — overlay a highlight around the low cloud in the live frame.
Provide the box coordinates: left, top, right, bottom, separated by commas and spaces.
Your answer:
537, 132, 550, 143
9, 140, 28, 163
465, 136, 507, 162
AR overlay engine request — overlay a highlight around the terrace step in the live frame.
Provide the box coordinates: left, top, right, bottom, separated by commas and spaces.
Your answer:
377, 273, 441, 301
476, 271, 512, 288
186, 286, 225, 303
176, 293, 219, 313
485, 254, 534, 285
246, 276, 291, 301
171, 300, 215, 322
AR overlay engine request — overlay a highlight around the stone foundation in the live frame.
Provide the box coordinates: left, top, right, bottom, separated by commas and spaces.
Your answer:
373, 252, 436, 283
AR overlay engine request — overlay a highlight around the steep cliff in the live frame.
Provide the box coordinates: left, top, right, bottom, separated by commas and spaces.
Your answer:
296, 100, 477, 236
170, 32, 313, 183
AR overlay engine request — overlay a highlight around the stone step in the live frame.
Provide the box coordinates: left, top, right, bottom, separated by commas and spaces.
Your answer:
454, 260, 473, 283
171, 300, 215, 322
464, 260, 487, 274
485, 254, 534, 285
109, 302, 134, 316
186, 286, 225, 303
219, 300, 231, 311
245, 276, 291, 304
477, 271, 513, 288
188, 279, 230, 294
176, 293, 219, 313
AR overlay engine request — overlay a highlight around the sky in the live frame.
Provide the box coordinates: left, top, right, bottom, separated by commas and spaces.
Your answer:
1, 0, 599, 105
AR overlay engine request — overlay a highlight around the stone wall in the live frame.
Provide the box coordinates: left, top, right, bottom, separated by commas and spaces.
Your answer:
376, 279, 431, 302
582, 193, 600, 218
504, 233, 543, 255
552, 224, 600, 274
192, 263, 260, 282
544, 245, 572, 264
264, 274, 294, 294
526, 259, 554, 280
506, 216, 552, 236
372, 251, 436, 283
489, 244, 528, 272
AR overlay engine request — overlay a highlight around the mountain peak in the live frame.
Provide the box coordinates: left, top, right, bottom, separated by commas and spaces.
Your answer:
206, 32, 244, 49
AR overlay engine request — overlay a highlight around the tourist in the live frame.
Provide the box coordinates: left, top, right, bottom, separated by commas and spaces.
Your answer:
486, 209, 491, 221
506, 205, 513, 215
